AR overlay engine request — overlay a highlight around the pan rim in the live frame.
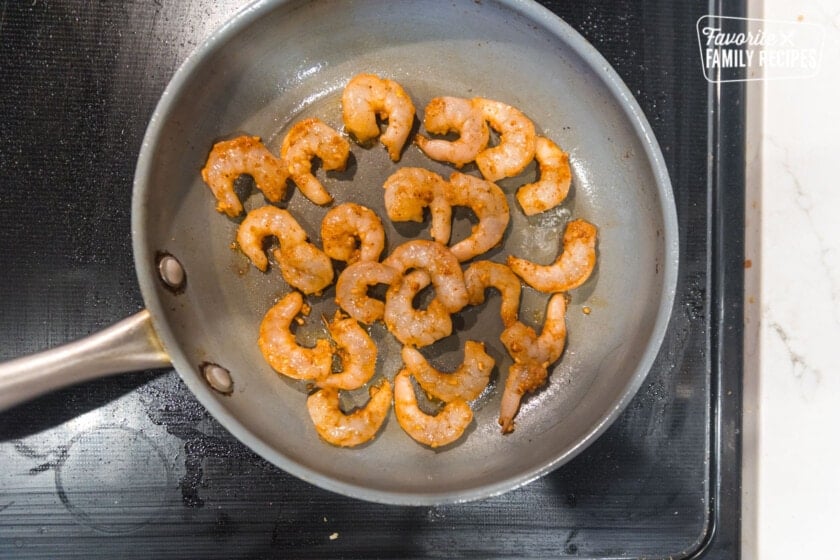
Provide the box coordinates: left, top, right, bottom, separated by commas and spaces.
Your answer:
132, 0, 679, 505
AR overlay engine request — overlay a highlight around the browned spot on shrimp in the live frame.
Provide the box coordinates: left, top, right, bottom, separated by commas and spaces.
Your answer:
415, 96, 489, 167
258, 291, 332, 382
201, 136, 289, 217
464, 260, 522, 328
335, 261, 400, 324
402, 341, 494, 403
307, 381, 392, 448
474, 98, 537, 181
383, 167, 452, 244
237, 205, 334, 295
393, 369, 472, 448
321, 202, 385, 264
384, 270, 452, 348
446, 172, 510, 262
498, 294, 568, 433
516, 136, 571, 216
382, 240, 468, 313
316, 311, 378, 391
280, 118, 350, 205
507, 219, 597, 293
342, 73, 415, 161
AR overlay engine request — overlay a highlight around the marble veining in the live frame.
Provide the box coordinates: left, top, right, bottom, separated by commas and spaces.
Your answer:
767, 319, 821, 397
745, 1, 840, 558
765, 135, 840, 329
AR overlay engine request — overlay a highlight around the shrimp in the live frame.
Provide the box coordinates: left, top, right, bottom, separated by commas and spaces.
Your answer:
383, 167, 452, 244
321, 202, 386, 264
446, 172, 510, 262
498, 293, 568, 433
335, 261, 399, 324
384, 270, 452, 347
393, 369, 473, 448
279, 118, 350, 205
464, 260, 521, 328
474, 98, 537, 182
401, 341, 495, 403
316, 311, 377, 390
201, 136, 289, 217
306, 381, 392, 448
341, 73, 416, 162
507, 219, 598, 293
237, 205, 334, 295
415, 96, 489, 167
258, 291, 332, 381
516, 136, 572, 216
382, 240, 468, 313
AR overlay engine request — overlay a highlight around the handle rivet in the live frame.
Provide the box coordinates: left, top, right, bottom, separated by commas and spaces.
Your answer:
157, 254, 185, 291
201, 363, 234, 395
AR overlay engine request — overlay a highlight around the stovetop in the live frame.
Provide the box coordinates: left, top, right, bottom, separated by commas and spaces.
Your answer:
0, 1, 744, 558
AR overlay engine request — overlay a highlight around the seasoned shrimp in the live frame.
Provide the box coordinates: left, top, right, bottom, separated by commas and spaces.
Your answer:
464, 260, 522, 328
237, 205, 334, 295
474, 98, 537, 181
321, 202, 386, 264
335, 261, 399, 324
382, 240, 468, 313
316, 311, 377, 390
384, 270, 452, 347
507, 219, 597, 293
342, 73, 416, 162
516, 136, 572, 216
201, 136, 289, 217
415, 96, 489, 167
258, 291, 332, 381
280, 118, 350, 205
498, 293, 568, 433
446, 172, 510, 262
306, 381, 392, 448
393, 369, 473, 448
383, 167, 452, 244
402, 341, 495, 403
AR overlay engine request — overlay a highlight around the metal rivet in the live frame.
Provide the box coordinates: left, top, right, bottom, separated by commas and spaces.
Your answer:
157, 254, 185, 291
201, 363, 234, 395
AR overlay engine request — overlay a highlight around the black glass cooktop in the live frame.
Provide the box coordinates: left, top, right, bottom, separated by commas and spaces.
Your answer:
0, 1, 743, 558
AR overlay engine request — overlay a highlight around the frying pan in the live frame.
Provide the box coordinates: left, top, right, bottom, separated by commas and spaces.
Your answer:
0, 0, 678, 504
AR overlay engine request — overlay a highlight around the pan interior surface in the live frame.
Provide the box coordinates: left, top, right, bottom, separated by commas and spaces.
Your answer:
134, 0, 677, 504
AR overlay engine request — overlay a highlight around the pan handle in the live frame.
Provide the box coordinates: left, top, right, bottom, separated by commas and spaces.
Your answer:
0, 310, 171, 412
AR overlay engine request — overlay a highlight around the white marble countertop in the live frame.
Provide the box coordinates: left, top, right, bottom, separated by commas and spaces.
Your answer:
742, 0, 840, 558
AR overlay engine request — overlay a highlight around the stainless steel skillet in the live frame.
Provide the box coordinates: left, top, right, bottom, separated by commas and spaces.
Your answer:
0, 0, 678, 505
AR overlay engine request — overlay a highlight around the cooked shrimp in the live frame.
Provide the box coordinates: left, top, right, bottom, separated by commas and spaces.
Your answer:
382, 240, 468, 313
383, 167, 452, 244
474, 98, 537, 181
446, 172, 510, 262
237, 205, 334, 295
393, 369, 473, 448
315, 311, 378, 391
415, 96, 489, 167
321, 202, 386, 264
335, 261, 399, 324
306, 381, 392, 448
507, 219, 597, 293
201, 136, 289, 217
516, 136, 571, 216
258, 291, 332, 381
384, 270, 452, 347
402, 341, 495, 403
498, 293, 568, 433
342, 73, 416, 162
464, 260, 522, 328
279, 118, 350, 205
